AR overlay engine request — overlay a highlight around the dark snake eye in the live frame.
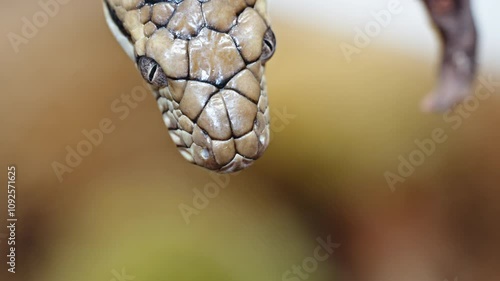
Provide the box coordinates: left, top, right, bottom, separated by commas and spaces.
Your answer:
137, 56, 168, 87
261, 28, 276, 63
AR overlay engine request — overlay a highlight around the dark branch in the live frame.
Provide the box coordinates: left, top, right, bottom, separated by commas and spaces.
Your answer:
422, 0, 478, 112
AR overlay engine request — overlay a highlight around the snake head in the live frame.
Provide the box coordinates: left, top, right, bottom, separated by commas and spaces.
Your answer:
104, 0, 276, 172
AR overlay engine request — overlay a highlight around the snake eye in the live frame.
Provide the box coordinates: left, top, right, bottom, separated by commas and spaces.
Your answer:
137, 56, 168, 87
261, 28, 276, 63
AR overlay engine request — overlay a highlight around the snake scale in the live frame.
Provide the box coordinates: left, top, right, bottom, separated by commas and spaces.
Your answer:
104, 0, 276, 173
103, 0, 477, 173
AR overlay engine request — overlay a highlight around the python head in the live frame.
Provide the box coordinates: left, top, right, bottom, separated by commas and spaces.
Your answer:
103, 0, 276, 172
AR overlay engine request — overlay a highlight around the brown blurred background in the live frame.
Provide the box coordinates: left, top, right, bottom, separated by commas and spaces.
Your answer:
1, 1, 500, 281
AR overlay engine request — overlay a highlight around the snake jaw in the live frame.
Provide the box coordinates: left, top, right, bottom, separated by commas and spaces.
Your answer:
104, 0, 275, 173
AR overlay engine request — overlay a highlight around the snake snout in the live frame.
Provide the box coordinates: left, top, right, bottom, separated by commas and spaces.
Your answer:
178, 76, 270, 173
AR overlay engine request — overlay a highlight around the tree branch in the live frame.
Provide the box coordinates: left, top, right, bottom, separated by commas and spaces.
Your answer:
422, 0, 478, 112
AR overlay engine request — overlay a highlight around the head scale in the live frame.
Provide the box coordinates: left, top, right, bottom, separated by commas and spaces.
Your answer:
104, 0, 276, 172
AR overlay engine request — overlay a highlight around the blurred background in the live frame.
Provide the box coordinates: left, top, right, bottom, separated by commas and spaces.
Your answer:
1, 0, 500, 280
